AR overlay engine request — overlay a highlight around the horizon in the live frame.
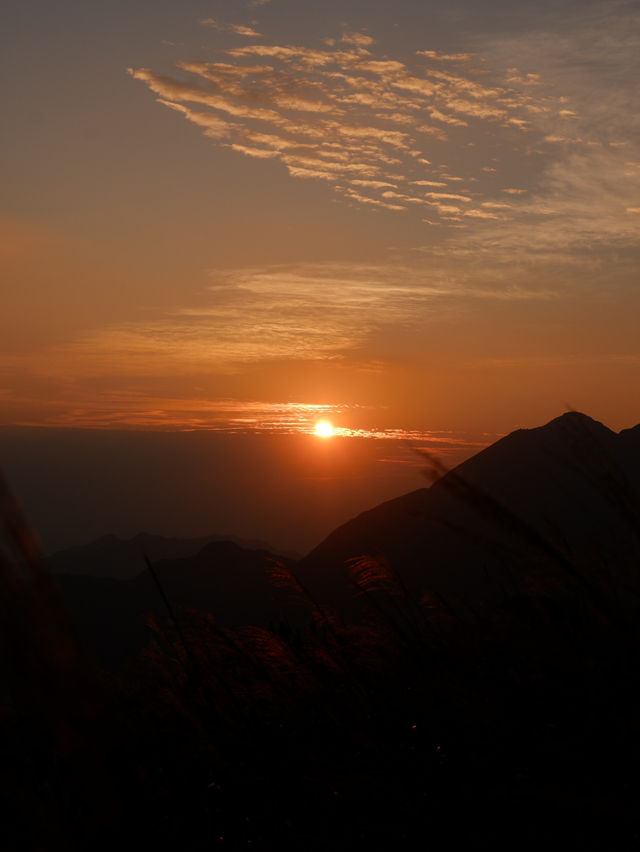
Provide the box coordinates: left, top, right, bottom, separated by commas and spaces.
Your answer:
0, 420, 488, 555
2, 408, 637, 557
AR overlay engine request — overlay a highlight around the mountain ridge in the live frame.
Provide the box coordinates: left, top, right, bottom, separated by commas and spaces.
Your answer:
297, 410, 640, 616
46, 530, 300, 580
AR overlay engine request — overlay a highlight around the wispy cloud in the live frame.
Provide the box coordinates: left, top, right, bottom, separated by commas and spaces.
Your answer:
464, 1, 640, 255
232, 24, 263, 37
200, 18, 263, 37
39, 399, 350, 433
341, 31, 376, 47
128, 30, 575, 226
14, 260, 562, 401
129, 4, 640, 257
416, 50, 473, 62
8, 389, 494, 455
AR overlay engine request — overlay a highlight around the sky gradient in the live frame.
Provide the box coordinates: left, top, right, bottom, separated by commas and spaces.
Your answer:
3, 0, 640, 440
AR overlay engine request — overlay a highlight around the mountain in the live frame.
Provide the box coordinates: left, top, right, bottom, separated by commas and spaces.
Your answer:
46, 531, 299, 580
55, 540, 298, 668
296, 412, 640, 616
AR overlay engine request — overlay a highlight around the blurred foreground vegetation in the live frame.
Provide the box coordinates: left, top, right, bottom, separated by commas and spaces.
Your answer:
1, 467, 640, 850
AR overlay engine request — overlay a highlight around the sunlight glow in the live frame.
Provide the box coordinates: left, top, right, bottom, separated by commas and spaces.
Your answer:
315, 420, 335, 438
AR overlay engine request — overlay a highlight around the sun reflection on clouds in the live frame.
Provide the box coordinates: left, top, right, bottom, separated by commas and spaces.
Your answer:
27, 396, 492, 457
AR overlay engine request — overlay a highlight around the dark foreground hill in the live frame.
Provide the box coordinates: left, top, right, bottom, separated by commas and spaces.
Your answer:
298, 411, 640, 617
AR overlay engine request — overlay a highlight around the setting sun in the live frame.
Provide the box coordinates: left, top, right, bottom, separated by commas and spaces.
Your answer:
314, 420, 335, 438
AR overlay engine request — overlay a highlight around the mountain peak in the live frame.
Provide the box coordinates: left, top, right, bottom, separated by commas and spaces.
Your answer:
511, 411, 615, 446
543, 410, 611, 432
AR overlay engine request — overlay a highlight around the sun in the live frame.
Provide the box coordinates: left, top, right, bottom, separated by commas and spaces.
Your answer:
314, 420, 335, 438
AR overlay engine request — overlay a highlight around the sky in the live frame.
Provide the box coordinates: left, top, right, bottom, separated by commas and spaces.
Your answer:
1, 0, 640, 550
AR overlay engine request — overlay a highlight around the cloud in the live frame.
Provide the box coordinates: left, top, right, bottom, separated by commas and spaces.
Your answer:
129, 5, 640, 250
200, 18, 263, 37
416, 50, 472, 62
425, 192, 472, 202
350, 179, 397, 188
129, 37, 562, 222
341, 31, 375, 47
231, 24, 263, 37
453, 2, 640, 255
463, 209, 503, 220
156, 99, 237, 137
505, 69, 542, 86
343, 190, 406, 210
285, 165, 338, 180
20, 260, 562, 392
429, 108, 468, 127
230, 143, 280, 158
127, 67, 288, 125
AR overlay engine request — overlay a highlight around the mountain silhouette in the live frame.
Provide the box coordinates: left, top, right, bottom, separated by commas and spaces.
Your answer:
55, 540, 298, 668
297, 411, 640, 616
46, 531, 299, 580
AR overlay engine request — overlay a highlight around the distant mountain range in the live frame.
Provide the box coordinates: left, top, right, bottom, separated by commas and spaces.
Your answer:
46, 531, 300, 580
53, 540, 297, 668
48, 412, 640, 668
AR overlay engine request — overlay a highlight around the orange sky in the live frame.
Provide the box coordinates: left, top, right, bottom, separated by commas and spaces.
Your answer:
2, 0, 640, 438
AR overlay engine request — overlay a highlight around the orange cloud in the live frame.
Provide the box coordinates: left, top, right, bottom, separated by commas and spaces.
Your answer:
128, 27, 608, 230
200, 18, 263, 37
417, 50, 473, 62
